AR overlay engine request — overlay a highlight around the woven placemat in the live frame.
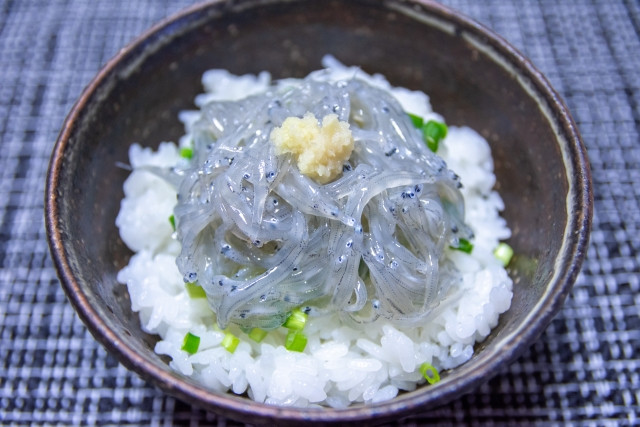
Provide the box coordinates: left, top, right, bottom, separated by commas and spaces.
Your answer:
1, 0, 638, 425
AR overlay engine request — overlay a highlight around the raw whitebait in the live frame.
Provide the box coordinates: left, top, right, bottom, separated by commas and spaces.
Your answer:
168, 74, 472, 330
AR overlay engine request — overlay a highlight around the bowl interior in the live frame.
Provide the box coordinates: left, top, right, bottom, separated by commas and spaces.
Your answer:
46, 0, 591, 424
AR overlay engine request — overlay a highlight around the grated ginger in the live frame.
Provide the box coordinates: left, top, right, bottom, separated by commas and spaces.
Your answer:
270, 112, 354, 184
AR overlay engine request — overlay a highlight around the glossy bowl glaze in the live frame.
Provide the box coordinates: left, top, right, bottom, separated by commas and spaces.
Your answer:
45, 0, 592, 424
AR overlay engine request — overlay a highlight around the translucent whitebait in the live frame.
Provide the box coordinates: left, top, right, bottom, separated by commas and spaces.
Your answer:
168, 74, 472, 330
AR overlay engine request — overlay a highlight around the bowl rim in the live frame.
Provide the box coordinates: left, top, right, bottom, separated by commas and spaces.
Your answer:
45, 0, 593, 423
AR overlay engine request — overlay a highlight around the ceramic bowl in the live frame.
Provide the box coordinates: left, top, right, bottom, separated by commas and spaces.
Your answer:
45, 0, 592, 424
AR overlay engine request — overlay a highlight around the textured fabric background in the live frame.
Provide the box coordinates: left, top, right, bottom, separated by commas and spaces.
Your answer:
1, 0, 638, 425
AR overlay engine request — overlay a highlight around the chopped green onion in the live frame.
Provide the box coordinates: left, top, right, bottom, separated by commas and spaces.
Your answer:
451, 238, 473, 254
493, 242, 514, 267
221, 332, 240, 353
407, 112, 424, 128
419, 362, 440, 385
181, 332, 200, 355
285, 330, 307, 352
283, 308, 307, 331
422, 120, 448, 152
185, 281, 206, 299
180, 147, 194, 159
248, 328, 268, 343
169, 214, 176, 231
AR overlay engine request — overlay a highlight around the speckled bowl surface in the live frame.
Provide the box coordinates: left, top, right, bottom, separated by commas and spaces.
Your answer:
45, 0, 592, 424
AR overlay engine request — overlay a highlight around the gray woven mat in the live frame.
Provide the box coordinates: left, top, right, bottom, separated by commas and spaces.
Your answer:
1, 0, 638, 425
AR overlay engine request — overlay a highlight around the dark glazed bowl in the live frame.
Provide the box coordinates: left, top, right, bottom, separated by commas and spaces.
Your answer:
45, 0, 592, 424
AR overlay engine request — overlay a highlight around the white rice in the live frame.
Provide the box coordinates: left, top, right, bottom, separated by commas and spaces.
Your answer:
115, 57, 512, 408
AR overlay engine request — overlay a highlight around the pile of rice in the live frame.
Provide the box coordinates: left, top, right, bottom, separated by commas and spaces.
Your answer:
115, 57, 512, 408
